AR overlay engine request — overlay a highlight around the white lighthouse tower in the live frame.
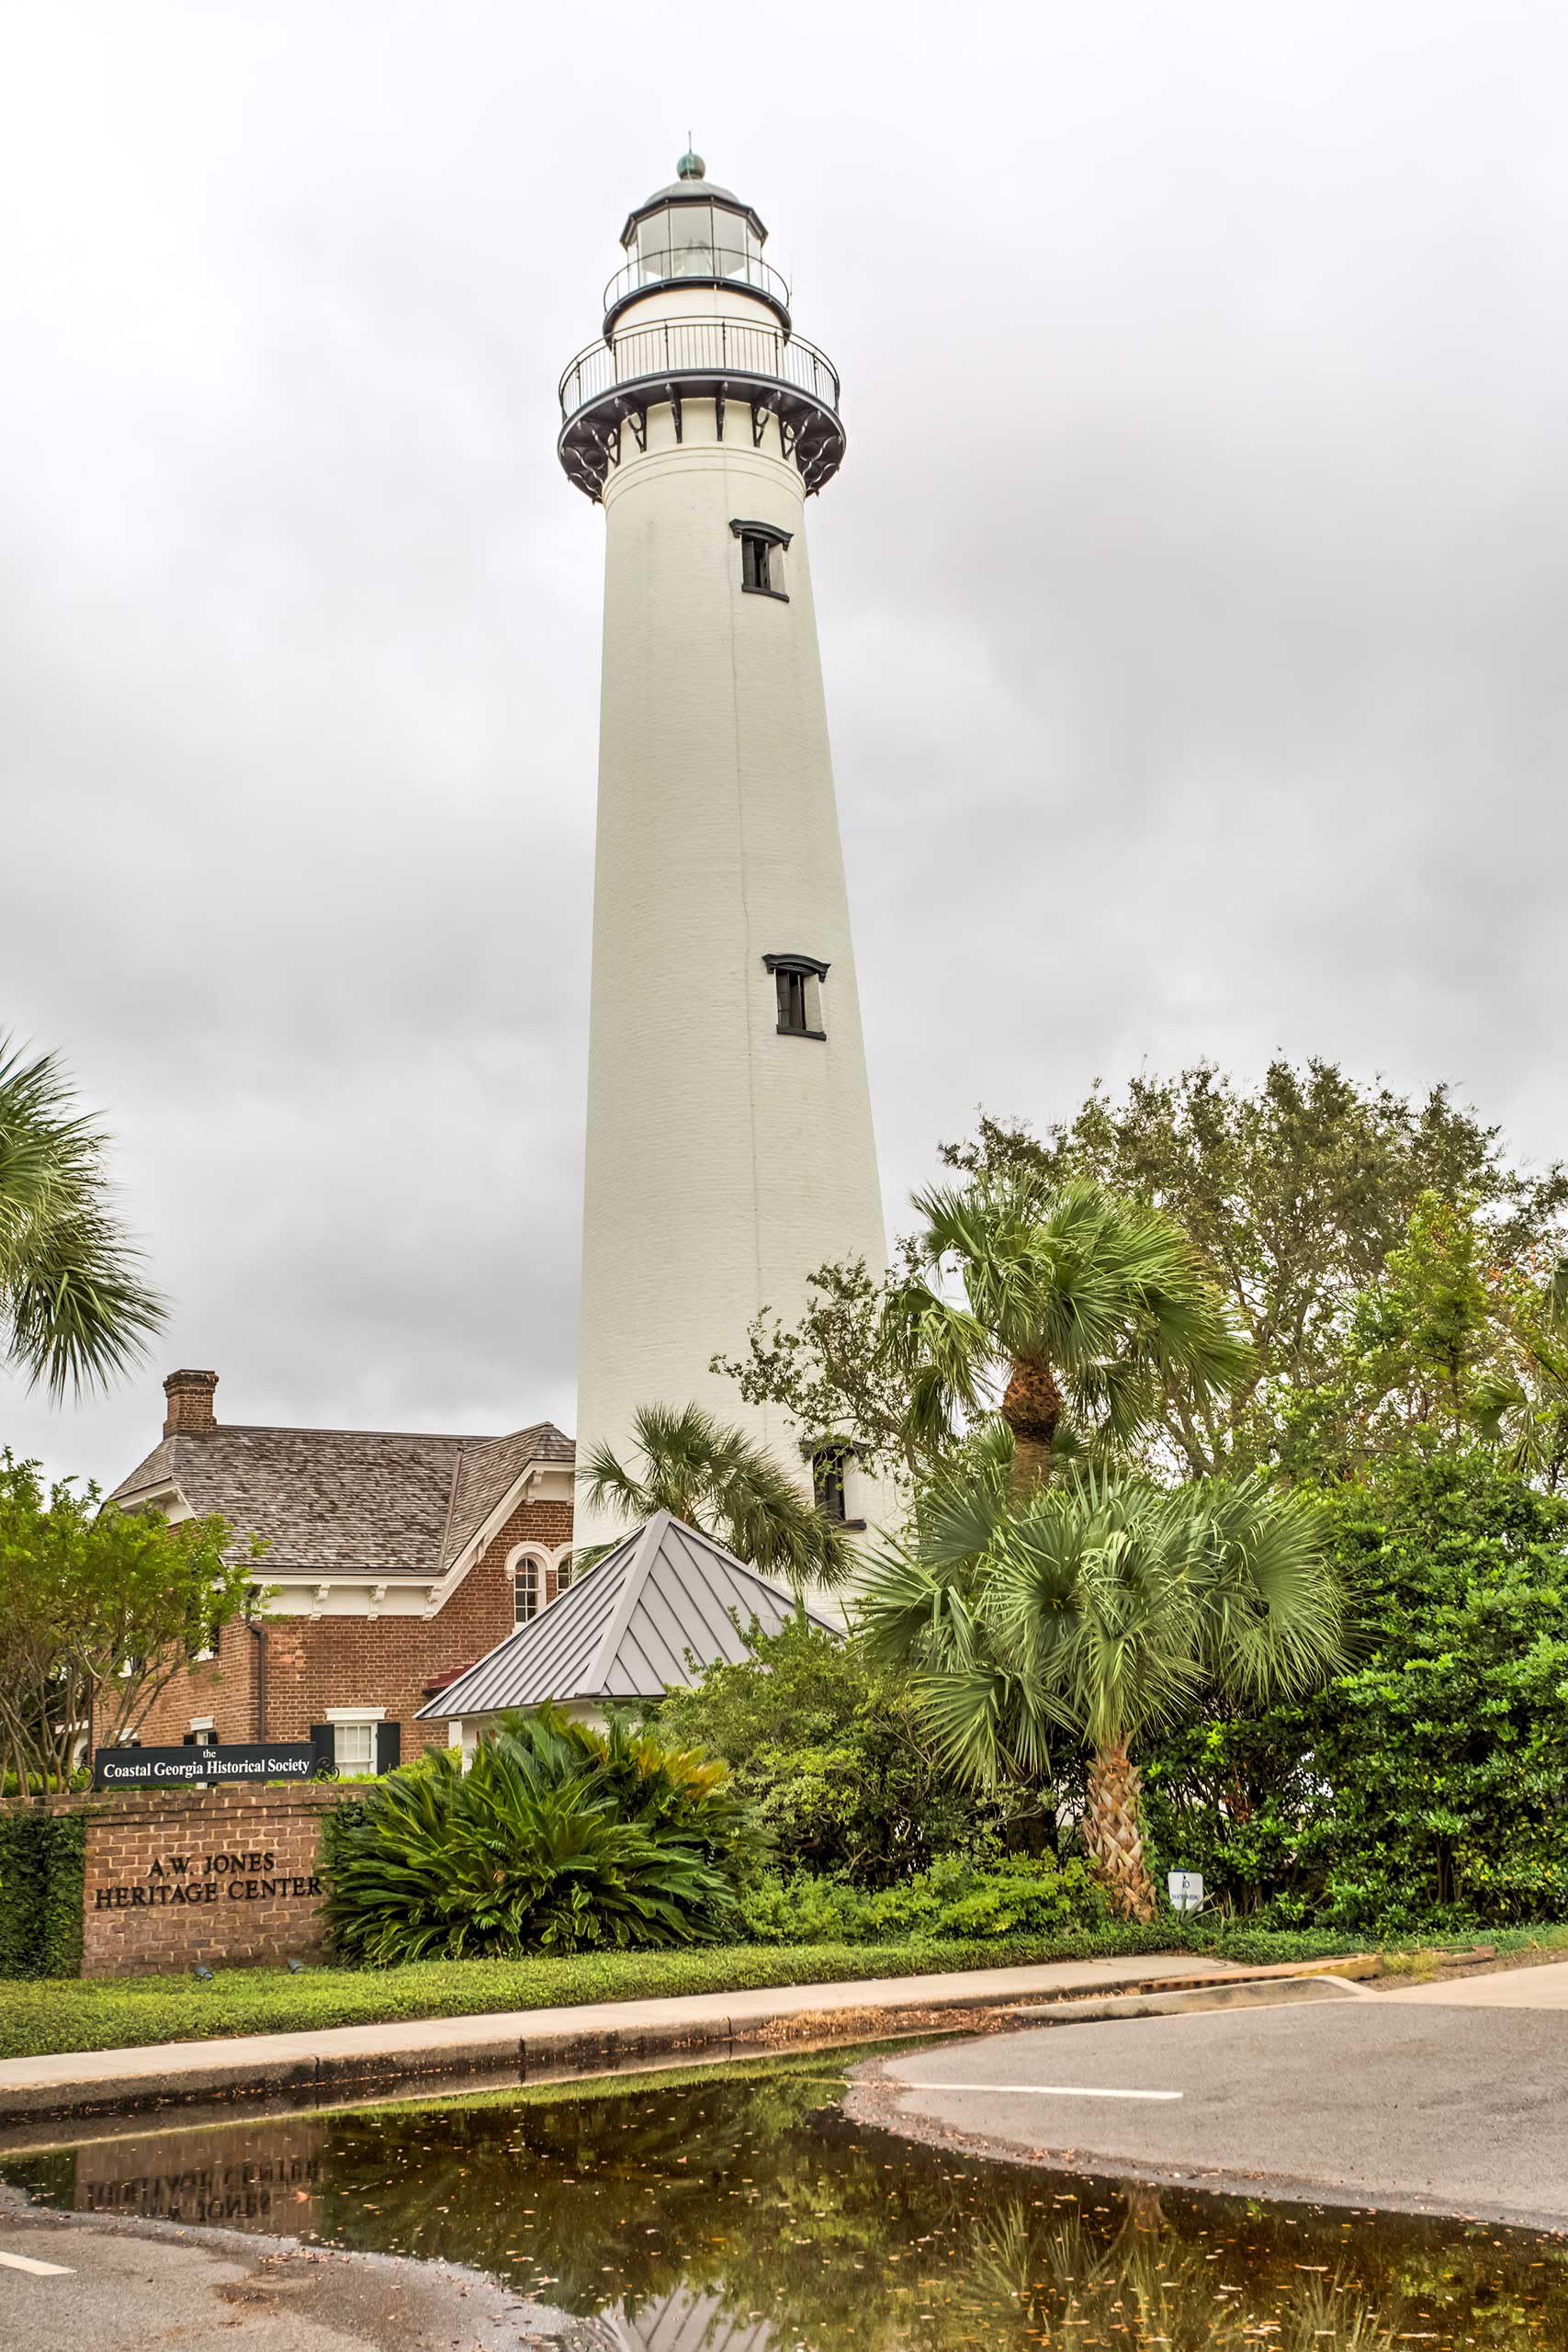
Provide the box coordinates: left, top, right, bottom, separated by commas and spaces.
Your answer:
561, 151, 886, 1543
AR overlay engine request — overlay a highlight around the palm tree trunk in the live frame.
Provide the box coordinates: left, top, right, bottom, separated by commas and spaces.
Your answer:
1121, 2186, 1168, 2233
1001, 1354, 1063, 1501
1084, 1738, 1159, 1922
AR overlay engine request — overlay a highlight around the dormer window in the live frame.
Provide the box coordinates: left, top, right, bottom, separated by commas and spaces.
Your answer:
731, 518, 791, 600
765, 953, 829, 1039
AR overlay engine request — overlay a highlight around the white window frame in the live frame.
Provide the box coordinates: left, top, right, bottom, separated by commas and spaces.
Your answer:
326, 1705, 385, 1777
507, 1544, 549, 1624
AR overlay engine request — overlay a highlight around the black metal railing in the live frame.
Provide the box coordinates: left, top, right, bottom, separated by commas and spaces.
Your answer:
603, 251, 790, 317
559, 317, 840, 423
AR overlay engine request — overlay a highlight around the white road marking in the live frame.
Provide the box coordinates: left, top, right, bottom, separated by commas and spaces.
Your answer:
0, 2249, 74, 2277
895, 2081, 1182, 2101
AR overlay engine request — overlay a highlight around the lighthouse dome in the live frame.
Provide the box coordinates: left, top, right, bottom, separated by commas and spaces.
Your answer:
620, 168, 766, 246
637, 175, 742, 208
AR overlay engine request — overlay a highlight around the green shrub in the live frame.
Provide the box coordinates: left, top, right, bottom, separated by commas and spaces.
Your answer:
739, 1850, 1107, 1946
1144, 1446, 1568, 1932
655, 1619, 1044, 1883
321, 1708, 763, 1964
739, 1869, 880, 1944
0, 1804, 88, 1977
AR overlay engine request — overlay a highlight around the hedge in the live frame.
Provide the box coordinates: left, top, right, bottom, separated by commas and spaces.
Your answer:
0, 1804, 89, 1979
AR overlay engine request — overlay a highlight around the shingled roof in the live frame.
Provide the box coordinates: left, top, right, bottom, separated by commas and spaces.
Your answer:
109, 1419, 575, 1576
416, 1510, 839, 1717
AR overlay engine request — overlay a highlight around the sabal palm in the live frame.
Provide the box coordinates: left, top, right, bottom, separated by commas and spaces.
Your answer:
888, 1174, 1250, 1497
579, 1401, 852, 1591
956, 2200, 1400, 2352
1472, 1250, 1568, 1488
859, 1430, 1345, 1918
0, 1036, 164, 1398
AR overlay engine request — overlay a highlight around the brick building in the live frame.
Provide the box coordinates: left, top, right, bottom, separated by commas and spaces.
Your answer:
107, 1369, 576, 1770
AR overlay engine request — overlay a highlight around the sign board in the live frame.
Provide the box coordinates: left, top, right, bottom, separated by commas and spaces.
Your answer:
1167, 1869, 1205, 1914
93, 1743, 317, 1789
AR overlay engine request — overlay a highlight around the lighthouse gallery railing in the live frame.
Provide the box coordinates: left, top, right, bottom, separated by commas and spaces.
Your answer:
602, 252, 792, 320
558, 317, 840, 423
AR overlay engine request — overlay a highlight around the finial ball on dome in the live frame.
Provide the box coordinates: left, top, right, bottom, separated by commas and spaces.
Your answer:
676, 147, 705, 181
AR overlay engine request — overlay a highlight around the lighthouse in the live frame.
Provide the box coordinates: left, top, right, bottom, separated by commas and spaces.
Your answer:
560, 152, 886, 1543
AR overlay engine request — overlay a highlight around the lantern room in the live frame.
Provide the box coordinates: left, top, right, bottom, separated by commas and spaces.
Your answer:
604, 149, 789, 328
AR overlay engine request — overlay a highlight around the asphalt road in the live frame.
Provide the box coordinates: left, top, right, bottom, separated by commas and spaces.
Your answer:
863, 1996, 1568, 2230
0, 2193, 579, 2352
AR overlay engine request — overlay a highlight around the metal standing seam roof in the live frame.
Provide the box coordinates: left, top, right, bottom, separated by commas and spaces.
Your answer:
416, 1510, 840, 1717
601, 2289, 773, 2352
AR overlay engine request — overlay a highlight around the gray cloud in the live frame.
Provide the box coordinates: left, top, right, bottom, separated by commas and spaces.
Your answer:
4, 0, 1564, 1484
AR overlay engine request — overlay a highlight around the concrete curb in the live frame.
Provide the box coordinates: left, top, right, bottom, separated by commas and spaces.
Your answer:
987, 1973, 1370, 2029
0, 1987, 1052, 2128
0, 1959, 1379, 2129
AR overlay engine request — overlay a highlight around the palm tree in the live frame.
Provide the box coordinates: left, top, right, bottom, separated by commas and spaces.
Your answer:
859, 1430, 1345, 1919
886, 1173, 1251, 1500
579, 1401, 852, 1594
0, 1035, 164, 1398
953, 2197, 1401, 2352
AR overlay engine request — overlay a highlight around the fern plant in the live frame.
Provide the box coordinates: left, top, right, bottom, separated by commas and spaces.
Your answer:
321, 1708, 762, 1965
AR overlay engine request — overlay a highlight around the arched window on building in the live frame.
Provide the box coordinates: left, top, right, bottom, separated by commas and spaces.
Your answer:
555, 1555, 575, 1594
512, 1554, 542, 1624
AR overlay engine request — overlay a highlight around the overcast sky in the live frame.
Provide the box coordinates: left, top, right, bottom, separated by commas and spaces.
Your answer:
4, 0, 1564, 1487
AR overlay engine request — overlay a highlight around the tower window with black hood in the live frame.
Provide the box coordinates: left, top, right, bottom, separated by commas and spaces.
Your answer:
731, 516, 791, 599
765, 953, 829, 1038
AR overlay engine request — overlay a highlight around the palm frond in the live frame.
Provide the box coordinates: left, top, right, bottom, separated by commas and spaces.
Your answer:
860, 1452, 1345, 1771
0, 1035, 165, 1398
903, 1169, 1249, 1463
577, 1399, 851, 1593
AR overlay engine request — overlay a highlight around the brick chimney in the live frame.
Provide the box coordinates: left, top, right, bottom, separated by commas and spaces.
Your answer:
164, 1369, 219, 1437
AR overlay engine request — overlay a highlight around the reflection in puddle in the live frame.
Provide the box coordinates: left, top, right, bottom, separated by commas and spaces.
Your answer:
5, 2048, 1565, 2348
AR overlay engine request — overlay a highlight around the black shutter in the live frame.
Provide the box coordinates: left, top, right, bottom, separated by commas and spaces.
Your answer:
309, 1724, 335, 1778
375, 1721, 401, 1777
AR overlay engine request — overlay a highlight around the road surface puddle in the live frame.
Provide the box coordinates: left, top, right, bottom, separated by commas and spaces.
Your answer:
5, 2047, 1565, 2347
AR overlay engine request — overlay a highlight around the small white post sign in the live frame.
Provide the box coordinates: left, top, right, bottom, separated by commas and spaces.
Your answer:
1168, 1869, 1205, 1914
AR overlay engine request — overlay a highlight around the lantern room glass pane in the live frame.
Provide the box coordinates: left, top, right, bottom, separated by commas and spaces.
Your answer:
636, 211, 672, 281
712, 206, 750, 278
631, 202, 760, 289
668, 202, 715, 277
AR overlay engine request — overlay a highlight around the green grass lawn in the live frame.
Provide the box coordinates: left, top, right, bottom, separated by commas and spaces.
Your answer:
0, 1927, 1181, 2060
6, 1920, 1567, 2064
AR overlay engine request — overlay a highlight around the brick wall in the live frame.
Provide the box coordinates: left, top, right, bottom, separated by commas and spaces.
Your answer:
131, 1497, 575, 1758
81, 1785, 342, 1978
62, 2114, 326, 2230
131, 1622, 262, 1747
